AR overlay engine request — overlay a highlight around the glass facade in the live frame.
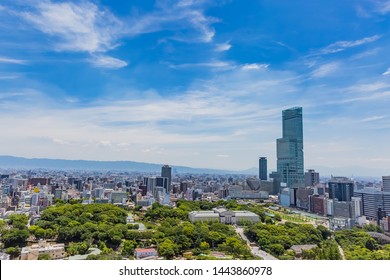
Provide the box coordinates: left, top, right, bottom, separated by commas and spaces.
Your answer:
259, 157, 267, 181
276, 107, 304, 188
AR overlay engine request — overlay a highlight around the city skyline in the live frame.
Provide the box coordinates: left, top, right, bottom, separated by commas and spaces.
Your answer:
0, 1, 390, 175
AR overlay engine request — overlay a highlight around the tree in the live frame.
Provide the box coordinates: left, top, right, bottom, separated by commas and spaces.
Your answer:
365, 238, 378, 251
268, 243, 285, 256
158, 239, 177, 259
219, 237, 248, 257
0, 219, 7, 232
207, 231, 224, 248
38, 253, 52, 260
66, 242, 90, 256
2, 229, 29, 248
301, 249, 317, 260
4, 247, 21, 259
121, 240, 137, 257
8, 214, 28, 230
317, 225, 331, 240
199, 241, 210, 254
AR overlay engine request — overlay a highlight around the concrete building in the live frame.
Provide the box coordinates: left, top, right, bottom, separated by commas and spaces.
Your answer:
305, 169, 319, 187
143, 177, 157, 195
354, 189, 390, 220
327, 199, 334, 216
189, 207, 259, 224
134, 248, 158, 259
29, 178, 51, 186
295, 187, 313, 210
21, 241, 66, 260
228, 185, 268, 199
351, 196, 362, 218
329, 217, 354, 230
383, 176, 390, 192
189, 211, 220, 223
111, 191, 127, 204
333, 200, 353, 219
309, 195, 327, 216
156, 176, 169, 194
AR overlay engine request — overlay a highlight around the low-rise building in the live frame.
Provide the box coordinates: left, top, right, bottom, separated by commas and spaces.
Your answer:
189, 211, 219, 223
189, 207, 259, 224
134, 248, 158, 259
21, 240, 66, 260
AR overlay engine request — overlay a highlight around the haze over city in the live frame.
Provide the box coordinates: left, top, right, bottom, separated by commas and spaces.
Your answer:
0, 0, 390, 176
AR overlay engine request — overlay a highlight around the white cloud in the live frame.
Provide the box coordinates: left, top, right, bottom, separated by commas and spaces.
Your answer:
377, 1, 390, 14
360, 116, 385, 122
215, 42, 231, 52
0, 57, 27, 64
90, 55, 128, 69
1, 57, 389, 172
20, 1, 122, 53
383, 67, 390, 75
177, 0, 209, 7
169, 61, 233, 69
126, 2, 217, 43
241, 63, 269, 70
313, 35, 381, 56
347, 82, 390, 92
310, 62, 340, 78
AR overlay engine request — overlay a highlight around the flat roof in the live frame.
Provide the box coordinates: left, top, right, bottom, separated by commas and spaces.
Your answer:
135, 248, 157, 253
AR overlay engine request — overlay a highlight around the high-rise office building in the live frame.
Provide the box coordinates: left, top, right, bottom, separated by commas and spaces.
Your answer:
156, 176, 169, 193
305, 169, 320, 187
383, 176, 390, 192
354, 189, 390, 220
259, 157, 267, 181
328, 176, 354, 202
161, 165, 172, 192
143, 177, 157, 194
276, 107, 304, 189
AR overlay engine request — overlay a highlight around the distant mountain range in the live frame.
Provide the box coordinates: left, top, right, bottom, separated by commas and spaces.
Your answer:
0, 155, 386, 178
0, 155, 256, 175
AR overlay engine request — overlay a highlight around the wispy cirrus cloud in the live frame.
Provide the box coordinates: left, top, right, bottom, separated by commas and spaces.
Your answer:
20, 1, 122, 53
376, 1, 390, 14
382, 67, 390, 75
15, 1, 125, 69
0, 56, 27, 64
360, 115, 385, 122
241, 63, 269, 70
310, 62, 340, 78
311, 35, 381, 56
169, 61, 233, 69
89, 55, 128, 69
126, 0, 218, 43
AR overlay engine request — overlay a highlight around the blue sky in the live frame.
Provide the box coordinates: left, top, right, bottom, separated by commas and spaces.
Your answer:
0, 0, 390, 176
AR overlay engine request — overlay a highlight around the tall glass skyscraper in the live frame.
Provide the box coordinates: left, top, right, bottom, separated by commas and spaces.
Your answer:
259, 157, 267, 181
276, 107, 304, 188
161, 165, 172, 192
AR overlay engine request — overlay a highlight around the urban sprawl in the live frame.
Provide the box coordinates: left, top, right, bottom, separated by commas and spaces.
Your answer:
1, 107, 389, 261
